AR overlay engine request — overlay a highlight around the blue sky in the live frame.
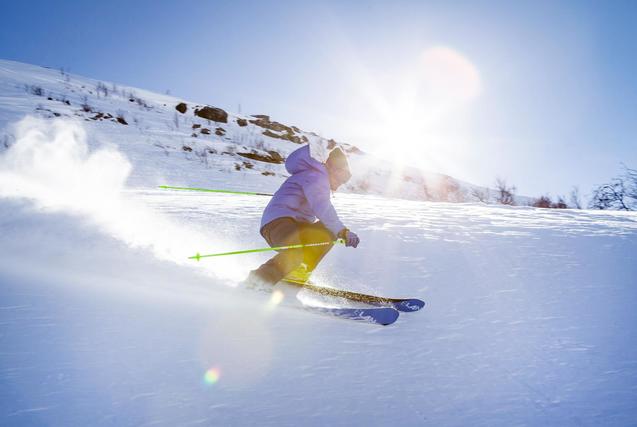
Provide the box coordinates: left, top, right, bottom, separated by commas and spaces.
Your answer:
1, 0, 635, 198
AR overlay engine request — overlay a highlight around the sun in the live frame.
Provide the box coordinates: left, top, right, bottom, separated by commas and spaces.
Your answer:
364, 46, 482, 170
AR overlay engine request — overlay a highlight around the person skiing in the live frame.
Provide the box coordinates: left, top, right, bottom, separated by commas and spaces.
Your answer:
244, 142, 360, 290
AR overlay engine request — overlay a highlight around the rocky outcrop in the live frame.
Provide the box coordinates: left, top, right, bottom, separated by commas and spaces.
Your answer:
194, 106, 228, 123
175, 102, 187, 114
237, 150, 285, 164
250, 115, 303, 144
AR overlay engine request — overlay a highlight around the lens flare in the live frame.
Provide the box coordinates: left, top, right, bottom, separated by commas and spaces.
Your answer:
268, 289, 285, 306
204, 367, 221, 385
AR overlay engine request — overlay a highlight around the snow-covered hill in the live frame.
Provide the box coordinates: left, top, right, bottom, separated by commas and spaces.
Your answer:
1, 59, 636, 426
0, 59, 505, 203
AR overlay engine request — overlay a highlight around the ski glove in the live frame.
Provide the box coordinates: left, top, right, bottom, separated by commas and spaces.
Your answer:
338, 228, 360, 248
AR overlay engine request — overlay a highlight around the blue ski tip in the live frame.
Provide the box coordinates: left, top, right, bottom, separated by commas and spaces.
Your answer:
309, 306, 400, 326
392, 298, 426, 312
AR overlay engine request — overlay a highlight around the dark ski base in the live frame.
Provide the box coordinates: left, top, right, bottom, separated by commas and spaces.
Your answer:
282, 279, 425, 312
304, 305, 399, 326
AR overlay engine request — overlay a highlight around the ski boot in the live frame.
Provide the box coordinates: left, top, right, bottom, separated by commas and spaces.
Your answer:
283, 263, 312, 284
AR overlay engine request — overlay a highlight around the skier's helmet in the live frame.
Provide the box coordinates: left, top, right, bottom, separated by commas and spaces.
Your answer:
326, 148, 352, 183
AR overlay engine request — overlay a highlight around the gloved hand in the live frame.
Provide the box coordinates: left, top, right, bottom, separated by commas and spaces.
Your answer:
338, 228, 360, 248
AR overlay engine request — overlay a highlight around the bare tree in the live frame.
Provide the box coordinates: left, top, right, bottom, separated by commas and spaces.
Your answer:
495, 177, 516, 205
471, 187, 490, 203
590, 165, 637, 211
569, 186, 582, 209
624, 165, 637, 202
589, 182, 628, 210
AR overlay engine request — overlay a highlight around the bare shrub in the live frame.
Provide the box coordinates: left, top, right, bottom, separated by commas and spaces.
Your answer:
26, 85, 44, 96
80, 95, 92, 112
194, 148, 210, 167
495, 177, 516, 205
58, 67, 71, 83
532, 195, 552, 208
96, 82, 109, 97
471, 187, 490, 203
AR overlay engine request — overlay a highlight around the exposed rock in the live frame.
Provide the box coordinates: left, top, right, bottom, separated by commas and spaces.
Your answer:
261, 171, 275, 176
200, 128, 211, 135
215, 127, 225, 136
175, 102, 188, 114
192, 124, 201, 129
262, 129, 302, 144
236, 118, 248, 127
237, 150, 285, 164
116, 117, 128, 125
248, 115, 304, 143
250, 116, 292, 133
194, 106, 228, 123
182, 145, 192, 152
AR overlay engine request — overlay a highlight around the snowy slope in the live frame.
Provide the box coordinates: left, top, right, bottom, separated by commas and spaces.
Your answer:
1, 60, 637, 426
0, 59, 515, 203
2, 189, 637, 426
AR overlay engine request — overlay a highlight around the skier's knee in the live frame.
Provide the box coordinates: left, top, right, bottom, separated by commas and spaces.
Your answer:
286, 250, 304, 269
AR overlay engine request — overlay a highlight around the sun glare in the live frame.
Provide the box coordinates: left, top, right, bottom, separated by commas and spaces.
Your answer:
364, 46, 482, 170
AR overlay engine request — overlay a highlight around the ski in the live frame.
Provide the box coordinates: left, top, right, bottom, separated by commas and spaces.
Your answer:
281, 279, 425, 312
303, 305, 399, 326
240, 280, 400, 326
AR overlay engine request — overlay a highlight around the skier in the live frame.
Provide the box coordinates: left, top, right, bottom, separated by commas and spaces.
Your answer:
244, 143, 360, 290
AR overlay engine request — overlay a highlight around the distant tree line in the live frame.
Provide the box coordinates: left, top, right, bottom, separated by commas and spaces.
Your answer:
488, 165, 636, 211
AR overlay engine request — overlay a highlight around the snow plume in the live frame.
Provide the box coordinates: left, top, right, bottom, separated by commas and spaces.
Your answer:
0, 116, 130, 210
0, 116, 242, 281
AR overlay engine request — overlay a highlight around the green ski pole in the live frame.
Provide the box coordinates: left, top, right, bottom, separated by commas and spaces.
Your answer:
189, 239, 345, 261
159, 185, 273, 197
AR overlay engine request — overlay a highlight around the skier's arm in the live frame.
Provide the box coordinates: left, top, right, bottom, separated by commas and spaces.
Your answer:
302, 175, 346, 237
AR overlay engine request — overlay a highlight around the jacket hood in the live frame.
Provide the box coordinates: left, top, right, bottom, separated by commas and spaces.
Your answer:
285, 144, 327, 175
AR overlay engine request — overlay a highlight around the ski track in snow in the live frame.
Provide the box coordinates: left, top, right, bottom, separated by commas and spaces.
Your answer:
1, 191, 637, 426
